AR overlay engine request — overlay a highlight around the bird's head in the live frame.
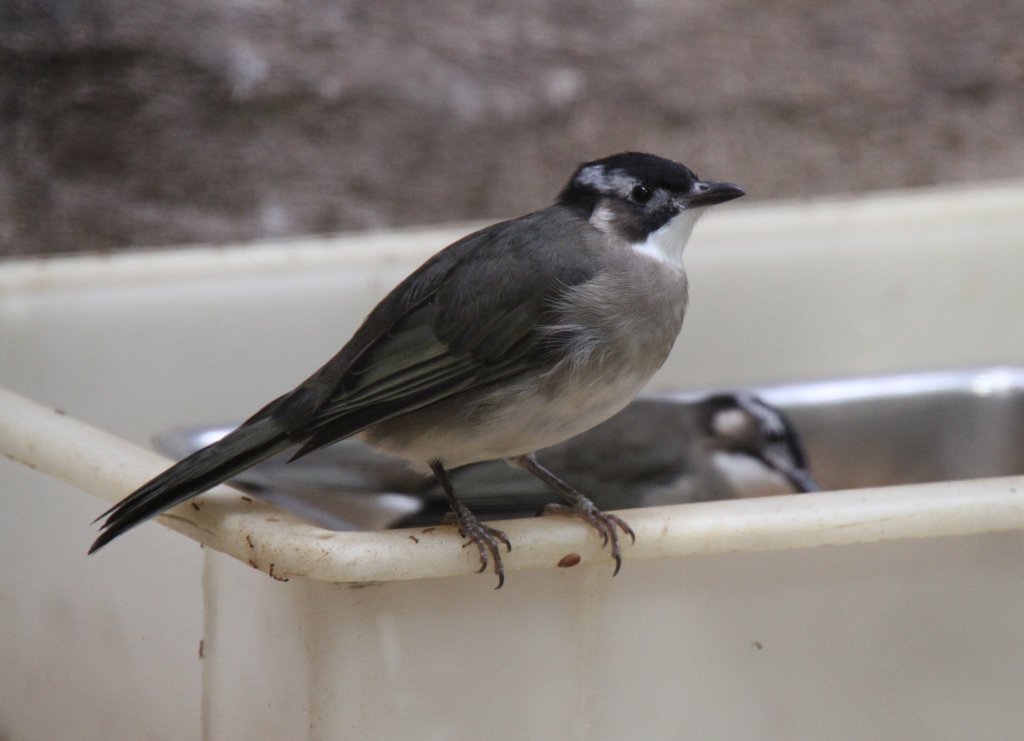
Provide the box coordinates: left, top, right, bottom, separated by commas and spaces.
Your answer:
558, 152, 744, 264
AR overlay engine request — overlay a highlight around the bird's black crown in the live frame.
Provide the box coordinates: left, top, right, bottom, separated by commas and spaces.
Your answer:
558, 152, 699, 212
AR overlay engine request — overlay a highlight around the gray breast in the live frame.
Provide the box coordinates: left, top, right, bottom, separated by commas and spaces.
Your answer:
549, 248, 689, 381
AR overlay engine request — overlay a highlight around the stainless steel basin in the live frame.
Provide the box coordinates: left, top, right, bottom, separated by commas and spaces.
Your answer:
755, 367, 1024, 490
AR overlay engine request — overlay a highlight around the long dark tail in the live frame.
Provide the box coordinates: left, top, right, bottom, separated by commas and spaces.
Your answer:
89, 417, 293, 553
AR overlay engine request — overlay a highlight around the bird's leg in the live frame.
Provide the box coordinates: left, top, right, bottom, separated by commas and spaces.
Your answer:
429, 460, 511, 589
508, 454, 635, 576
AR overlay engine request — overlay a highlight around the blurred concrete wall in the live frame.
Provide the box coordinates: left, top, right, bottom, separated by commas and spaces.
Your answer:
2, 0, 1023, 256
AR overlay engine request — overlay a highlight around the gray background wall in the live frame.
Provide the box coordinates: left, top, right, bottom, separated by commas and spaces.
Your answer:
3, 0, 1023, 256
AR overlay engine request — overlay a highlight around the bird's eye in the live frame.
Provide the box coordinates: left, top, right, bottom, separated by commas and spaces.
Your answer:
630, 184, 653, 204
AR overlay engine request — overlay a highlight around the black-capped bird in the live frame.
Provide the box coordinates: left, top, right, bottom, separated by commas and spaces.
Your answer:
91, 152, 744, 586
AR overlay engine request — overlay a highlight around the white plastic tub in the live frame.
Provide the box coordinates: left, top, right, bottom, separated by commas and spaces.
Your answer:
3, 182, 1024, 740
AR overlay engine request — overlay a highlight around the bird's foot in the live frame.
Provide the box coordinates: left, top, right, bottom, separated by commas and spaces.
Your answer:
542, 497, 635, 576
509, 453, 635, 576
444, 506, 512, 589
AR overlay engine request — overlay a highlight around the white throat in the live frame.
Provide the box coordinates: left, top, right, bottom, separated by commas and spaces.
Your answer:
632, 209, 703, 267
711, 451, 794, 498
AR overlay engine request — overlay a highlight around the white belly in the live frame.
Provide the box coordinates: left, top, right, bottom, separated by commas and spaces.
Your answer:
374, 367, 651, 470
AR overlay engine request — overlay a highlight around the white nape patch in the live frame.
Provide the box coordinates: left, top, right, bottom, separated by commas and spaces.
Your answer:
711, 452, 794, 497
631, 209, 702, 267
576, 165, 635, 196
711, 407, 750, 439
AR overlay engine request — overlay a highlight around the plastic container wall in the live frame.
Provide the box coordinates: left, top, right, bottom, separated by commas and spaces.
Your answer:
3, 183, 1024, 739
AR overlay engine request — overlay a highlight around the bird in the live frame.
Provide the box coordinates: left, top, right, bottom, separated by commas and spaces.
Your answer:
408, 392, 820, 521
90, 152, 745, 587
153, 392, 819, 530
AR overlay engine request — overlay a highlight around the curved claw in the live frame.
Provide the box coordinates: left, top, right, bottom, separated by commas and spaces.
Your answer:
611, 552, 623, 577
457, 521, 509, 589
433, 461, 511, 587
607, 513, 636, 545
511, 455, 634, 577
601, 514, 624, 577
493, 528, 513, 553
463, 537, 488, 574
542, 502, 633, 575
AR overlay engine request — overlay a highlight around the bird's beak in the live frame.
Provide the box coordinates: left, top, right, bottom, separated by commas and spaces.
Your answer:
757, 451, 821, 493
682, 180, 746, 208
780, 466, 821, 494
753, 446, 823, 491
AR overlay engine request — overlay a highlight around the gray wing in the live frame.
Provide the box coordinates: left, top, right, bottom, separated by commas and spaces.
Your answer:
283, 206, 600, 458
